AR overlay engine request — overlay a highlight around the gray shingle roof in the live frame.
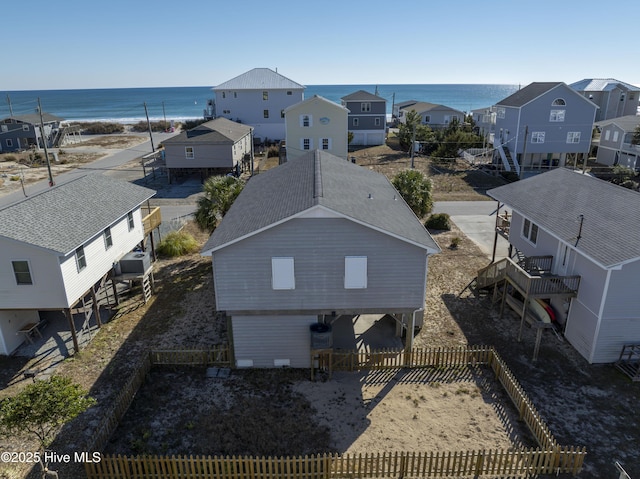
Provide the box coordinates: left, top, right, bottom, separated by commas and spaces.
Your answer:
496, 82, 564, 108
595, 115, 640, 131
487, 168, 640, 268
213, 68, 305, 91
570, 78, 640, 93
0, 174, 155, 255
4, 113, 63, 124
400, 102, 464, 115
163, 117, 252, 145
341, 90, 386, 102
202, 150, 440, 254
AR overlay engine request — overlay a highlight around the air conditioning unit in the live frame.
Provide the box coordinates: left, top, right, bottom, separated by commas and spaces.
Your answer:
118, 251, 151, 274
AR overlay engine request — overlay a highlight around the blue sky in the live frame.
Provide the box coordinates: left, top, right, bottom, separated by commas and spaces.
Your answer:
3, 0, 639, 91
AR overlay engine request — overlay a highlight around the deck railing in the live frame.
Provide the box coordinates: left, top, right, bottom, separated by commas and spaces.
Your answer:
505, 260, 580, 298
141, 206, 161, 236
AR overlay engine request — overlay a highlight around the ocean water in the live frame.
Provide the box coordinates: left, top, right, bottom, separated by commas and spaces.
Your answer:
1, 84, 519, 123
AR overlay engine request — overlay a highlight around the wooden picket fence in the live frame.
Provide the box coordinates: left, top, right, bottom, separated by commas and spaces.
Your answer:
86, 448, 586, 479
84, 345, 587, 478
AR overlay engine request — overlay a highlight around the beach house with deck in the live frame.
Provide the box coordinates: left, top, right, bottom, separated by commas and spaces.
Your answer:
485, 169, 640, 364
0, 174, 158, 356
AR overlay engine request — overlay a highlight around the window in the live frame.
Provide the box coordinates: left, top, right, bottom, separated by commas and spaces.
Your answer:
423, 115, 431, 123
353, 118, 359, 127
287, 91, 292, 95
550, 110, 565, 122
301, 115, 311, 127
280, 110, 285, 119
272, 257, 295, 290
22, 124, 29, 131
604, 130, 611, 141
185, 147, 194, 159
12, 260, 32, 285
522, 218, 539, 245
322, 138, 330, 150
0, 125, 7, 132
552, 98, 566, 106
103, 227, 113, 250
222, 92, 226, 99
566, 132, 581, 143
75, 246, 87, 272
531, 132, 545, 143
302, 138, 311, 150
613, 131, 619, 142
345, 256, 367, 289
374, 117, 381, 127
263, 91, 268, 100
263, 110, 269, 119
497, 107, 505, 119
361, 102, 371, 112
6, 139, 13, 147
233, 92, 237, 98
127, 211, 134, 231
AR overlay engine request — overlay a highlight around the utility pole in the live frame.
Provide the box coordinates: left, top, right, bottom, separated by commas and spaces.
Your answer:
519, 125, 528, 180
37, 98, 55, 187
143, 102, 155, 152
410, 124, 416, 169
6, 94, 14, 117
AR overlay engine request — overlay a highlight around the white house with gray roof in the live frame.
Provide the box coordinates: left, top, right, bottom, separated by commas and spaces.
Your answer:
488, 168, 640, 364
201, 150, 440, 368
570, 78, 640, 121
397, 102, 465, 129
162, 117, 253, 180
209, 68, 305, 143
0, 174, 155, 356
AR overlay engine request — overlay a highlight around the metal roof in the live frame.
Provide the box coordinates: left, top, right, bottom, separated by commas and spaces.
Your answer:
487, 168, 640, 268
570, 78, 640, 93
283, 95, 349, 114
202, 150, 440, 255
0, 174, 155, 255
213, 68, 305, 91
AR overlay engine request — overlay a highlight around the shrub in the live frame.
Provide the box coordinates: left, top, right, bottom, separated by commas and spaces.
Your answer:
425, 213, 451, 231
1, 155, 17, 162
79, 122, 125, 134
157, 231, 200, 257
131, 121, 171, 133
450, 237, 461, 249
181, 119, 208, 130
392, 169, 433, 218
267, 145, 280, 158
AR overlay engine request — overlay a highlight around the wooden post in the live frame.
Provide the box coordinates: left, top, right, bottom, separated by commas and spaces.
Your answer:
64, 308, 80, 354
90, 287, 102, 327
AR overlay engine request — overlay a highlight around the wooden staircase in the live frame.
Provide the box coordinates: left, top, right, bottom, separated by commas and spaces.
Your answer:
142, 272, 153, 303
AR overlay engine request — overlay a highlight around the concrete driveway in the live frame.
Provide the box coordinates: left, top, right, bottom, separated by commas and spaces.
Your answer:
433, 201, 511, 260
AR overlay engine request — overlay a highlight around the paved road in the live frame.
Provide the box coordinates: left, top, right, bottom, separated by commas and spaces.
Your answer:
433, 200, 511, 260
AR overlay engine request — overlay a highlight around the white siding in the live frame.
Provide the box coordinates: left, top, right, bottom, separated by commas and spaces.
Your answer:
0, 238, 67, 309
0, 310, 40, 355
59, 208, 145, 306
232, 315, 317, 368
564, 300, 599, 362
